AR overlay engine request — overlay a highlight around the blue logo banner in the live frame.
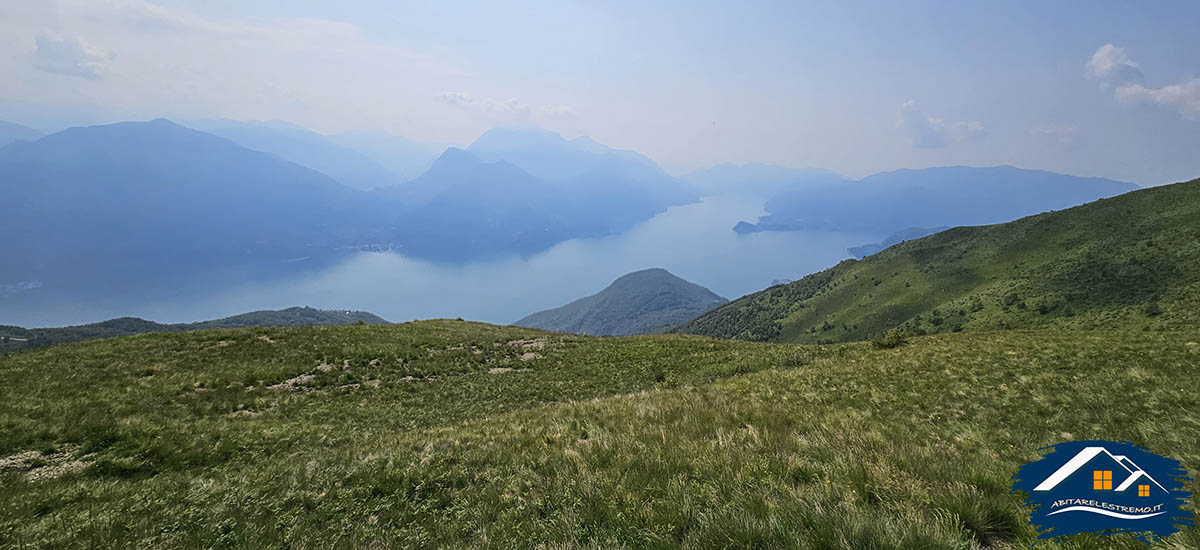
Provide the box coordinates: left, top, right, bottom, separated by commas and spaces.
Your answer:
1012, 440, 1194, 543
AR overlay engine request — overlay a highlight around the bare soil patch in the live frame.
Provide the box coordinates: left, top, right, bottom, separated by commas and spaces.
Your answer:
1, 445, 90, 481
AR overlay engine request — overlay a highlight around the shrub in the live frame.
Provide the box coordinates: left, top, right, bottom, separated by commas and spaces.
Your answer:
871, 330, 907, 349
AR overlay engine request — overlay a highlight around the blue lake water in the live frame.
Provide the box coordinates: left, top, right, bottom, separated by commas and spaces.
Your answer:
4, 195, 878, 327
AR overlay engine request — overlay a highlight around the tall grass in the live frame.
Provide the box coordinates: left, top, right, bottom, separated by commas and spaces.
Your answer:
1, 322, 1198, 548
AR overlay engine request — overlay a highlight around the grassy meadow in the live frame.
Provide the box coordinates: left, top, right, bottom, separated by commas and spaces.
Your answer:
2, 321, 1198, 548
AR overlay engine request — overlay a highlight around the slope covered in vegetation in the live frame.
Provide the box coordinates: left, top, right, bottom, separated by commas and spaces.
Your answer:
678, 178, 1200, 343
1, 321, 1198, 548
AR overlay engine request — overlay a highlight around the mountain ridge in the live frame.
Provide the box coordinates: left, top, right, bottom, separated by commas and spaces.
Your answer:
736, 165, 1138, 235
185, 118, 402, 190
0, 119, 699, 277
0, 120, 44, 147
0, 118, 372, 289
0, 306, 388, 351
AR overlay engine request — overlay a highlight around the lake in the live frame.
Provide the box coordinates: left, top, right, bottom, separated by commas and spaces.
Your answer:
2, 195, 877, 327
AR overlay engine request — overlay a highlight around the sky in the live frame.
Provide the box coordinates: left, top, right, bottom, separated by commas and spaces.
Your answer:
1, 0, 1199, 186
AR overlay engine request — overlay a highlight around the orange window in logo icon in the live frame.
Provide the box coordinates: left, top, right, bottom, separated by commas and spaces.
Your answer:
1139, 485, 1150, 497
1092, 470, 1112, 490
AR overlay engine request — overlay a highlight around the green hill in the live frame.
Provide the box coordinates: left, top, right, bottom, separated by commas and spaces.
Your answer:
677, 177, 1200, 343
514, 268, 727, 335
0, 321, 1197, 548
0, 307, 387, 351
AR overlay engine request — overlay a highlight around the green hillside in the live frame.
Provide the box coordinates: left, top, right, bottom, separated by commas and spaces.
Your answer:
514, 268, 727, 336
0, 307, 387, 352
678, 178, 1200, 343
1, 321, 1197, 548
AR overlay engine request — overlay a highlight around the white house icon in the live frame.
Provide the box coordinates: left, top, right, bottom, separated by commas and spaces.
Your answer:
1033, 446, 1167, 494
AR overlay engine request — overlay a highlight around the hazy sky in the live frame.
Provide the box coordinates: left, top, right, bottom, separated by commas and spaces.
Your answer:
2, 1, 1199, 185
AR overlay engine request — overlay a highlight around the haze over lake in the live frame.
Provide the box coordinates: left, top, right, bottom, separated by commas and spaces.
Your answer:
3, 194, 874, 327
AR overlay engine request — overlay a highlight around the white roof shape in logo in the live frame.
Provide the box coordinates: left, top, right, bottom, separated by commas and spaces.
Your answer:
1032, 446, 1167, 493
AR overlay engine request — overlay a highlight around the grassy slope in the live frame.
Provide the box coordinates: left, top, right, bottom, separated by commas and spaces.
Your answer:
676, 178, 1200, 344
1, 321, 1198, 548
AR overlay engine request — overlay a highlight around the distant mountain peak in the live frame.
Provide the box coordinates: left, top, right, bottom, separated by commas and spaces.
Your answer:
436, 145, 477, 159
620, 267, 670, 276
432, 146, 479, 166
468, 126, 637, 158
468, 126, 569, 152
515, 268, 727, 336
424, 147, 529, 178
464, 125, 679, 186
609, 267, 676, 287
